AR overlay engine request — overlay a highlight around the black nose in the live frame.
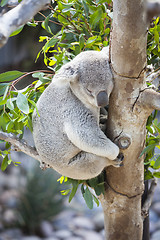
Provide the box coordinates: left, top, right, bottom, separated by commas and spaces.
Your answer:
97, 91, 109, 107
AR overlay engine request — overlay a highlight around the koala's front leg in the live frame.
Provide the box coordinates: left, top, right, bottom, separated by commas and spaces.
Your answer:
63, 152, 123, 180
64, 120, 119, 161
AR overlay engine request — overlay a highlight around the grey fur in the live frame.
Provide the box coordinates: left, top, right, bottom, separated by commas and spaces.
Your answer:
32, 47, 122, 180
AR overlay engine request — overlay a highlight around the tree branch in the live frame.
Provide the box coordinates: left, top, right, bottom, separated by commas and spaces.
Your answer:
141, 178, 157, 220
0, 131, 41, 161
147, 1, 160, 21
139, 88, 160, 111
0, 0, 50, 48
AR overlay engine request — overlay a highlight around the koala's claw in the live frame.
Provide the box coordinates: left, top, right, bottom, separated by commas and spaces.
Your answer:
117, 153, 124, 161
112, 153, 124, 168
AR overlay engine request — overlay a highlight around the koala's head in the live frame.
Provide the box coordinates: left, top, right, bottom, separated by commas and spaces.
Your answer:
53, 48, 114, 108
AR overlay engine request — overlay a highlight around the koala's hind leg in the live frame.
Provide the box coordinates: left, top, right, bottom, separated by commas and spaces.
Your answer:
64, 151, 123, 180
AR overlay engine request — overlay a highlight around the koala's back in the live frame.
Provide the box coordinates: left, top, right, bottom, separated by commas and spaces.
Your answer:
32, 82, 88, 170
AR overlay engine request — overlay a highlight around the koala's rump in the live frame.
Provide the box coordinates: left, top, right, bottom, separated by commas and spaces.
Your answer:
32, 83, 80, 168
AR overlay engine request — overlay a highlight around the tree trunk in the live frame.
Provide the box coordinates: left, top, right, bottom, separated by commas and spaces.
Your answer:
100, 0, 150, 239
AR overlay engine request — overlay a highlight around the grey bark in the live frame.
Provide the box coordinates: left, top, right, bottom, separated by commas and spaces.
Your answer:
0, 0, 50, 47
0, 131, 40, 161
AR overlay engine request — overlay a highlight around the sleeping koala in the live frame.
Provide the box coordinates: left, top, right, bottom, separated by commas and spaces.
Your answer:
32, 47, 123, 180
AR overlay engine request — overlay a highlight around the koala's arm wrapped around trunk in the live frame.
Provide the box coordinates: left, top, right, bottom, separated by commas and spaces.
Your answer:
64, 119, 119, 161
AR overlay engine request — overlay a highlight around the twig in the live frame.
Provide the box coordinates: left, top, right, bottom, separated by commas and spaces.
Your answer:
141, 178, 158, 220
0, 131, 41, 162
0, 0, 51, 48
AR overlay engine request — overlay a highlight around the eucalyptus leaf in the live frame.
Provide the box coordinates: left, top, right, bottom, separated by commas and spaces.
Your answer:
153, 155, 160, 168
28, 99, 40, 116
83, 187, 93, 209
6, 98, 14, 110
140, 144, 157, 157
16, 93, 29, 114
10, 25, 24, 37
1, 155, 9, 171
153, 172, 160, 178
93, 194, 100, 207
0, 0, 9, 7
0, 71, 25, 82
69, 181, 79, 202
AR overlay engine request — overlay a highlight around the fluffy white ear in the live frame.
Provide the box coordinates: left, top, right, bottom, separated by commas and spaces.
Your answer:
101, 46, 109, 57
52, 63, 79, 86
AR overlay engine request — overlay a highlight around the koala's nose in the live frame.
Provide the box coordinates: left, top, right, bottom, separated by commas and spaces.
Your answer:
97, 91, 109, 107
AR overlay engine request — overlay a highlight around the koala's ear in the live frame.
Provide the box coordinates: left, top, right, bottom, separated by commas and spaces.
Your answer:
101, 46, 109, 57
53, 64, 79, 86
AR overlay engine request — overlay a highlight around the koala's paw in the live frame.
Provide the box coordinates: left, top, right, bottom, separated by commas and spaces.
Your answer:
112, 153, 124, 168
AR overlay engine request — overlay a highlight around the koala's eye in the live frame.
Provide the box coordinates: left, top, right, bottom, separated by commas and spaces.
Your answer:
86, 88, 93, 97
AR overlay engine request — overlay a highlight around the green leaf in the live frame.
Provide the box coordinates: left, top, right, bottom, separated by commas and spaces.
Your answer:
69, 181, 79, 203
79, 34, 85, 50
28, 99, 40, 117
27, 21, 38, 27
61, 189, 71, 195
0, 97, 7, 105
0, 0, 9, 7
1, 155, 9, 171
43, 38, 59, 52
81, 184, 85, 195
57, 175, 65, 184
58, 15, 69, 24
90, 7, 103, 27
93, 194, 100, 207
32, 72, 44, 78
2, 85, 9, 100
83, 187, 93, 209
87, 176, 99, 188
153, 172, 160, 178
16, 130, 23, 134
94, 183, 104, 196
154, 28, 159, 44
144, 170, 153, 180
6, 98, 14, 110
0, 71, 25, 82
140, 144, 157, 157
0, 83, 10, 95
6, 121, 14, 132
16, 93, 29, 114
154, 155, 160, 168
10, 25, 24, 37
86, 36, 97, 45
41, 14, 53, 34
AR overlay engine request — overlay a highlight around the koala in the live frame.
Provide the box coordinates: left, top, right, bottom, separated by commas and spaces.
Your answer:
32, 47, 123, 180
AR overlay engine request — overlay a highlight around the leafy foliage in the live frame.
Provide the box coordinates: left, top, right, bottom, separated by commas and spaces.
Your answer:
57, 171, 105, 209
147, 17, 160, 68
0, 70, 52, 170
141, 17, 160, 180
37, 0, 112, 70
143, 116, 160, 180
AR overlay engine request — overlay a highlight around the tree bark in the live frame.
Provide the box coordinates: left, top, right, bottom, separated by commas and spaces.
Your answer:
100, 0, 154, 239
